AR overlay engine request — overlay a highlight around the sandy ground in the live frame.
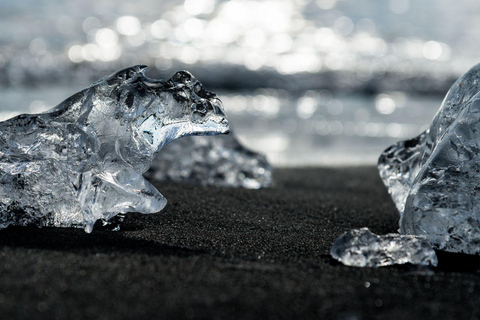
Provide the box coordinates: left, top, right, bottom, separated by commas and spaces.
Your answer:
0, 167, 478, 319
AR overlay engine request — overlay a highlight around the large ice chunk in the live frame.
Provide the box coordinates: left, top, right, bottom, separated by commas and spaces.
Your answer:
331, 228, 438, 267
378, 62, 480, 254
0, 65, 229, 232
145, 133, 272, 189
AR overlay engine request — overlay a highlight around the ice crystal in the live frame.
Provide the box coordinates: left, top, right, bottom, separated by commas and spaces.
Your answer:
378, 62, 480, 254
331, 228, 438, 267
0, 65, 229, 232
145, 133, 272, 189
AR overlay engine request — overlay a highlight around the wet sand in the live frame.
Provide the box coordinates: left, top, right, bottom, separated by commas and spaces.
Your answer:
0, 167, 478, 319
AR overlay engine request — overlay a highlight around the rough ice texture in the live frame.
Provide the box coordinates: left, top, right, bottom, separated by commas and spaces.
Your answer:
330, 228, 438, 267
145, 133, 272, 189
0, 65, 229, 233
378, 62, 480, 254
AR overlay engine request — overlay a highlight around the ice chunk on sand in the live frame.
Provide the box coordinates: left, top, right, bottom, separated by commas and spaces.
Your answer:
379, 62, 480, 254
331, 228, 438, 267
145, 133, 272, 189
0, 66, 229, 232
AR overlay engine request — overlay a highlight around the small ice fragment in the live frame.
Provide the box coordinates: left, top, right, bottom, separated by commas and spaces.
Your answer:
378, 62, 480, 254
330, 228, 438, 267
0, 65, 229, 232
145, 133, 272, 189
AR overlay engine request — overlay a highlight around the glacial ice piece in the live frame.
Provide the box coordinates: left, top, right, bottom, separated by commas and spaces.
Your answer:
378, 62, 480, 254
330, 228, 438, 267
145, 133, 272, 189
0, 65, 229, 233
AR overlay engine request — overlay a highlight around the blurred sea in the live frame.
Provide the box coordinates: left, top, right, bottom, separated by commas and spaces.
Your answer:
0, 85, 441, 166
0, 0, 475, 166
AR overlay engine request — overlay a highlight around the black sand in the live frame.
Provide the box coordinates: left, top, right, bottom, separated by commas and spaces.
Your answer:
1, 167, 479, 319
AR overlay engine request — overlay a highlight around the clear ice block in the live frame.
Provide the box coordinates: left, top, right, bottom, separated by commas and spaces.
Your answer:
331, 228, 438, 267
145, 133, 272, 189
0, 65, 229, 232
379, 62, 480, 254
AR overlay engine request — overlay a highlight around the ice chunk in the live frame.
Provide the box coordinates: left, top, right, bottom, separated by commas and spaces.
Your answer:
378, 62, 480, 254
0, 65, 229, 232
145, 133, 272, 189
330, 228, 438, 267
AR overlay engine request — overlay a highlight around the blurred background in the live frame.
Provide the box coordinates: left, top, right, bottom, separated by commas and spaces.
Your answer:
0, 0, 478, 166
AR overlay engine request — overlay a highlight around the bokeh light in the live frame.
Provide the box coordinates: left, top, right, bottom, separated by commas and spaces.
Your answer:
0, 0, 476, 165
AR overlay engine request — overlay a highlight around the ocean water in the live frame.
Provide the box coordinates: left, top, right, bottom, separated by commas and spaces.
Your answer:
0, 85, 442, 166
0, 0, 478, 92
0, 0, 466, 166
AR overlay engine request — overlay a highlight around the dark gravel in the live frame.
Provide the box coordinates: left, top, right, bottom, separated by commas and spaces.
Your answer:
0, 167, 479, 320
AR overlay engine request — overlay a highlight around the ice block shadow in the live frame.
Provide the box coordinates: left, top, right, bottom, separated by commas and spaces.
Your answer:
0, 226, 206, 257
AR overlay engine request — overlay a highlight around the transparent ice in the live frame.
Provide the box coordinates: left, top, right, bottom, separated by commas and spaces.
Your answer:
330, 228, 438, 267
378, 62, 480, 254
145, 133, 272, 189
0, 65, 229, 233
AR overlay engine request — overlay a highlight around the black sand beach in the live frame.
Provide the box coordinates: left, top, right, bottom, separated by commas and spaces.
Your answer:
0, 167, 479, 319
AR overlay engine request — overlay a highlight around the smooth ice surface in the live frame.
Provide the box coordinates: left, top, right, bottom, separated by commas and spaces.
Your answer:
0, 65, 229, 232
145, 133, 272, 189
378, 62, 480, 254
331, 228, 438, 267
